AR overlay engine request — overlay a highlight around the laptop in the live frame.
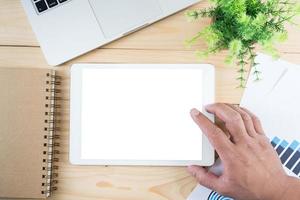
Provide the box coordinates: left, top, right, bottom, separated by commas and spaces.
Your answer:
21, 0, 200, 66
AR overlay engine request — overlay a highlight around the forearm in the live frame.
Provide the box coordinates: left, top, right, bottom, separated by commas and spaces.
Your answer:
281, 177, 300, 200
260, 175, 293, 200
271, 176, 300, 200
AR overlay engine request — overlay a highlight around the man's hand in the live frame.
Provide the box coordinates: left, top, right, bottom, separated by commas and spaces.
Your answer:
187, 103, 300, 200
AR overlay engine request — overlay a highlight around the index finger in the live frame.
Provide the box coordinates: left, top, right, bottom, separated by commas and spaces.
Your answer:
205, 103, 248, 143
190, 108, 233, 159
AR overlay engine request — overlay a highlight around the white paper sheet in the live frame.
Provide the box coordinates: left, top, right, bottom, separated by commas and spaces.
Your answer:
241, 53, 300, 177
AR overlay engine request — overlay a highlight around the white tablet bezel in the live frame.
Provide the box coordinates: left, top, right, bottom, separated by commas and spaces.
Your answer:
70, 64, 215, 166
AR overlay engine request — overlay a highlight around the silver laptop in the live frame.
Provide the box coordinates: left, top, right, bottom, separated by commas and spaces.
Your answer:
21, 0, 199, 66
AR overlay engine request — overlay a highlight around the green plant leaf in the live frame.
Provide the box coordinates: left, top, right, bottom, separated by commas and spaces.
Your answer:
262, 41, 279, 58
229, 40, 243, 56
185, 10, 199, 21
195, 50, 210, 60
295, 3, 300, 14
274, 31, 288, 42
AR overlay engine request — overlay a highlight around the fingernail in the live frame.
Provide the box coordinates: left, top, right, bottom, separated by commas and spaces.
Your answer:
190, 108, 200, 116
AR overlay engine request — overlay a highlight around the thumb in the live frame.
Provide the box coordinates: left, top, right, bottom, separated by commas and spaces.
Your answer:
187, 165, 220, 191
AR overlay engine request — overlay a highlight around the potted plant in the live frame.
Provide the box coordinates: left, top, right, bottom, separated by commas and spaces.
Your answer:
186, 0, 300, 87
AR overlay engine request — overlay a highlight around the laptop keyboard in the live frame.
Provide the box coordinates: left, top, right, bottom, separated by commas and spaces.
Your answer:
33, 0, 69, 14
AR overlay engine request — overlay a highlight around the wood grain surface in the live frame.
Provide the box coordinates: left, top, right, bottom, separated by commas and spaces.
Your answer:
1, 0, 300, 200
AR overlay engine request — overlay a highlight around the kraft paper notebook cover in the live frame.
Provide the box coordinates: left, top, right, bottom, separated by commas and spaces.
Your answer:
0, 68, 60, 199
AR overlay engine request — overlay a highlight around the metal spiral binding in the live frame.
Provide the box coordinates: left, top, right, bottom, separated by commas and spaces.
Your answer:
41, 71, 61, 197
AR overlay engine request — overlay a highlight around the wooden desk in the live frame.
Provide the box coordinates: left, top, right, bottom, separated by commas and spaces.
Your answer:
1, 1, 300, 200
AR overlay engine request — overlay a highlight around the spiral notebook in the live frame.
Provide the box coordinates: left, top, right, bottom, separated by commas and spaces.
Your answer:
0, 68, 60, 199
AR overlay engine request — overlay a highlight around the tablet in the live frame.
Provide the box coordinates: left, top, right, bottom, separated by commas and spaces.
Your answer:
70, 64, 215, 166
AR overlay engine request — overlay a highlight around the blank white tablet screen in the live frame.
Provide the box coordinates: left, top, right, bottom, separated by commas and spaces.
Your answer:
81, 67, 203, 160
